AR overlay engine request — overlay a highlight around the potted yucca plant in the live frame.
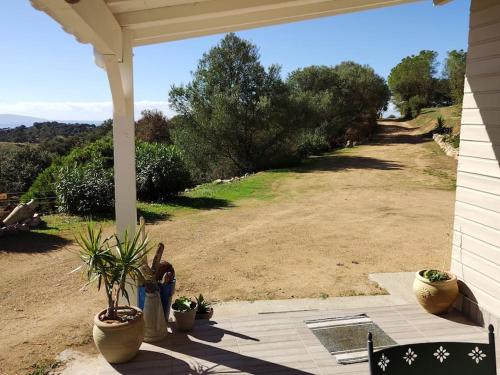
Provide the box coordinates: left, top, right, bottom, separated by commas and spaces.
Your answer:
75, 223, 151, 363
413, 269, 458, 315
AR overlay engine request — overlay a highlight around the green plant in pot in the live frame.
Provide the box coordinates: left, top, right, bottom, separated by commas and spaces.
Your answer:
195, 294, 214, 320
172, 296, 197, 331
413, 269, 458, 315
75, 223, 150, 364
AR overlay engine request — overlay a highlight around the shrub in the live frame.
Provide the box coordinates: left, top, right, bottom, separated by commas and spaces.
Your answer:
0, 145, 54, 194
408, 95, 427, 118
26, 138, 191, 215
55, 160, 115, 216
136, 143, 191, 202
297, 129, 330, 157
451, 134, 460, 149
24, 138, 114, 210
434, 116, 452, 135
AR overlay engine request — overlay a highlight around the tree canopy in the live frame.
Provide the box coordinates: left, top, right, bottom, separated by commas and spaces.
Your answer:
388, 49, 466, 118
287, 62, 390, 145
169, 33, 302, 180
444, 49, 467, 105
135, 109, 172, 143
388, 50, 440, 118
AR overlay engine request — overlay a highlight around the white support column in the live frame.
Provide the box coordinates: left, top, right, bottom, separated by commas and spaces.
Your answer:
103, 30, 137, 238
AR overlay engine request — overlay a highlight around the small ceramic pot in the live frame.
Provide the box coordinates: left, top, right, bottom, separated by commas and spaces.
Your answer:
172, 302, 197, 331
196, 307, 214, 320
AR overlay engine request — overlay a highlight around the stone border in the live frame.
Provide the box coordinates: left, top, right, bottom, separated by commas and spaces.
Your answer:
433, 134, 459, 160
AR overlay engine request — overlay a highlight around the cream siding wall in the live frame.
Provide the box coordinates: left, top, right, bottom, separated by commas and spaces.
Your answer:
451, 0, 500, 321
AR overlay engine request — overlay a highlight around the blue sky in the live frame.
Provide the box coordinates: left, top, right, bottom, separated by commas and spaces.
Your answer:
0, 0, 470, 120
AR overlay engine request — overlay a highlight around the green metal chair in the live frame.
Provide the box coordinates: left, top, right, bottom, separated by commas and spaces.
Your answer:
367, 324, 497, 374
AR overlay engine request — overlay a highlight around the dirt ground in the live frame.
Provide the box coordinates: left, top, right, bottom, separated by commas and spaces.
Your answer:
0, 122, 457, 374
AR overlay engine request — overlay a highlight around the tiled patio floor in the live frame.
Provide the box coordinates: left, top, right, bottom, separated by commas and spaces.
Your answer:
99, 303, 500, 374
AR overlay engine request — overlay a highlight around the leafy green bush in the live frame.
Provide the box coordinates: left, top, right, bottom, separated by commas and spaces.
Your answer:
0, 145, 54, 193
434, 116, 452, 135
408, 95, 427, 118
136, 143, 191, 202
451, 134, 460, 149
26, 138, 191, 215
24, 138, 114, 209
297, 129, 330, 157
55, 160, 115, 215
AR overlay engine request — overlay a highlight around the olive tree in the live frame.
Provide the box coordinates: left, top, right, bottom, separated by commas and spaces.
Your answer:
169, 33, 303, 181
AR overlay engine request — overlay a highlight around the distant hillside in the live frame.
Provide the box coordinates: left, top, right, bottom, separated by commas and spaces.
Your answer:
0, 121, 102, 143
407, 105, 461, 135
0, 114, 47, 127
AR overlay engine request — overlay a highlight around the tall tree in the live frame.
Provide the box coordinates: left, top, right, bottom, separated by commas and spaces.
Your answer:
287, 62, 390, 143
444, 49, 467, 105
388, 50, 439, 118
169, 33, 302, 180
135, 109, 171, 143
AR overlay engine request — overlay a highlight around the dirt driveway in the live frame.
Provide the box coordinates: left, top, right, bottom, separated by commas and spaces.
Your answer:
0, 121, 457, 374
151, 121, 457, 301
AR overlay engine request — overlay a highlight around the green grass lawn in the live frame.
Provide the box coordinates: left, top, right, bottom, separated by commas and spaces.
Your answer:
36, 169, 293, 236
407, 105, 462, 134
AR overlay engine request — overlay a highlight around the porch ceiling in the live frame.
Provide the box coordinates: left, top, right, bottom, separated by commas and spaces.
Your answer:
31, 0, 428, 54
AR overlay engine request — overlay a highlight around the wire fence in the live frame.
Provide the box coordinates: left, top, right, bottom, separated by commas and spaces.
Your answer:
0, 191, 59, 214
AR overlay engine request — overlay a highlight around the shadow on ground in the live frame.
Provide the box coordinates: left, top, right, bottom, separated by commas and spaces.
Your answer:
371, 123, 433, 146
139, 197, 232, 223
298, 155, 403, 173
0, 231, 71, 253
110, 320, 310, 375
170, 196, 232, 210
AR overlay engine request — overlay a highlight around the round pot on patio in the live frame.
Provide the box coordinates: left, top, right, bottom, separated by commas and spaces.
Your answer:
413, 270, 459, 315
172, 302, 197, 331
195, 307, 214, 320
92, 307, 145, 364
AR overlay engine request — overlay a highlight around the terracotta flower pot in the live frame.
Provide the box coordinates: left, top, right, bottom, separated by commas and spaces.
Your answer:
413, 270, 459, 315
196, 307, 214, 320
172, 302, 197, 331
92, 307, 144, 364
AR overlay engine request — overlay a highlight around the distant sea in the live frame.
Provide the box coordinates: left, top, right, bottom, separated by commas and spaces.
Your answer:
0, 114, 103, 128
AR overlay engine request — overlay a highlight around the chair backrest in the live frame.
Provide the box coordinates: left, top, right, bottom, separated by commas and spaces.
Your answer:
367, 324, 497, 375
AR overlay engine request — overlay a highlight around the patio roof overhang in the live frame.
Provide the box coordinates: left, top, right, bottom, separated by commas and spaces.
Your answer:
30, 0, 447, 59
29, 0, 449, 237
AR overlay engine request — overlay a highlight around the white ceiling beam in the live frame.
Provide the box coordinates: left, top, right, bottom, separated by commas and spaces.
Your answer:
31, 0, 123, 58
106, 0, 212, 14
116, 0, 335, 29
132, 0, 420, 45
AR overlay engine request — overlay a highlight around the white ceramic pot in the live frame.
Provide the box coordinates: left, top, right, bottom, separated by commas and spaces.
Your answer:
143, 292, 168, 342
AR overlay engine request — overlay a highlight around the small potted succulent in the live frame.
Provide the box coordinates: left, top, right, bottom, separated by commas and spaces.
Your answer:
75, 223, 150, 363
195, 294, 213, 320
413, 269, 459, 315
172, 296, 197, 331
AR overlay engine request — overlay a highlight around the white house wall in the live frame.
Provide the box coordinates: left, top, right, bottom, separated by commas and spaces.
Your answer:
451, 0, 500, 325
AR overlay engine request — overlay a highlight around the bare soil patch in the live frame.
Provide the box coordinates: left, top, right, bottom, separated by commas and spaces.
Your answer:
0, 122, 456, 374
